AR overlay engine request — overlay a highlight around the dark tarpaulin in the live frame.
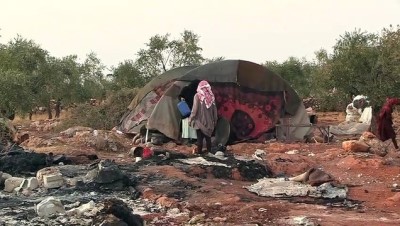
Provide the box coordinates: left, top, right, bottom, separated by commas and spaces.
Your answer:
147, 60, 300, 141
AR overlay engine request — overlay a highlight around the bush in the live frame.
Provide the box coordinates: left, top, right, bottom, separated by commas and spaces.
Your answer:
317, 94, 348, 112
58, 88, 138, 131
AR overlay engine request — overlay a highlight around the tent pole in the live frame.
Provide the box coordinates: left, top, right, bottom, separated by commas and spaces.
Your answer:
145, 129, 149, 143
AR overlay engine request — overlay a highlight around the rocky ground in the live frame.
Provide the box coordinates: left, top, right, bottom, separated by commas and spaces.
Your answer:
2, 112, 400, 225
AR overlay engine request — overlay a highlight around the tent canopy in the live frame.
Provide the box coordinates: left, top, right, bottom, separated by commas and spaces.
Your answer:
118, 66, 197, 134
118, 60, 306, 142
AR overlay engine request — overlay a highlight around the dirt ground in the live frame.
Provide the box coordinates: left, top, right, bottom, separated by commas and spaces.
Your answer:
10, 112, 400, 225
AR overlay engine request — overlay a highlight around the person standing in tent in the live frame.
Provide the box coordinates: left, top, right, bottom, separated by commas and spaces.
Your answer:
376, 98, 400, 150
189, 80, 218, 154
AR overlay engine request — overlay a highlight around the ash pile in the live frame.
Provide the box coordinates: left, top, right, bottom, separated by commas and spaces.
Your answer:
0, 158, 150, 226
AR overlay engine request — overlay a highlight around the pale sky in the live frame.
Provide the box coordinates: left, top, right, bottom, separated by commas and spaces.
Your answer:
1, 0, 400, 70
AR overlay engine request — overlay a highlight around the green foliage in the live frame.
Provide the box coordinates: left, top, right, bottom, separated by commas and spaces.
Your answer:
205, 56, 225, 63
58, 88, 138, 130
316, 26, 400, 110
0, 69, 32, 113
135, 30, 204, 79
264, 57, 314, 97
110, 60, 145, 89
329, 29, 379, 99
0, 36, 106, 116
263, 26, 400, 111
2, 26, 400, 116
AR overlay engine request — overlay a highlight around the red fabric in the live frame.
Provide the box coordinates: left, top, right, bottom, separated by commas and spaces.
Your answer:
196, 80, 215, 109
142, 147, 153, 159
212, 84, 283, 140
377, 98, 400, 141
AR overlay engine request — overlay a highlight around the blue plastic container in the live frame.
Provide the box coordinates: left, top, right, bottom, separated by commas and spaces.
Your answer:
177, 100, 191, 117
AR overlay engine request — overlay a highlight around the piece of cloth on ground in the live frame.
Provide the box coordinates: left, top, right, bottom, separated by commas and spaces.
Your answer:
288, 168, 335, 186
246, 178, 347, 199
178, 157, 230, 167
329, 121, 370, 135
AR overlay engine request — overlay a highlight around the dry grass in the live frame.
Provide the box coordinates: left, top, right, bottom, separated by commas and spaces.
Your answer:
13, 111, 72, 126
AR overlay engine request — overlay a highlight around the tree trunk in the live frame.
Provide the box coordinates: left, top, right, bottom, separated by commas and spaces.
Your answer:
47, 102, 53, 119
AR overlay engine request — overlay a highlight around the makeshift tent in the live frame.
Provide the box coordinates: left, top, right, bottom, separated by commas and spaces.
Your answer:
118, 66, 197, 134
118, 60, 312, 142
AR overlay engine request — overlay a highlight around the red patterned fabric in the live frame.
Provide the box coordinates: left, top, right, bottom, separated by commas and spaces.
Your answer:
377, 98, 400, 141
212, 84, 284, 140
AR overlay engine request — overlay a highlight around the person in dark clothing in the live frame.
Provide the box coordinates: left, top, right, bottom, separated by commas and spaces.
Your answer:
55, 98, 62, 118
188, 80, 218, 154
377, 98, 400, 149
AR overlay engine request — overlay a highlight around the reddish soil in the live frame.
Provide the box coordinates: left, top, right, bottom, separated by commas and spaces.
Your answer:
14, 112, 400, 225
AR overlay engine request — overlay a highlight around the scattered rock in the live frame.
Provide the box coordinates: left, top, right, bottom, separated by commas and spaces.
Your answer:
253, 149, 266, 160
4, 177, 24, 192
213, 217, 227, 222
94, 160, 124, 184
43, 173, 64, 189
167, 208, 181, 215
188, 213, 205, 224
66, 200, 96, 216
60, 126, 93, 138
37, 167, 61, 185
292, 216, 315, 226
36, 196, 66, 217
156, 196, 178, 208
16, 177, 39, 191
359, 132, 388, 157
342, 140, 370, 153
0, 172, 12, 187
286, 150, 299, 155
289, 168, 334, 186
